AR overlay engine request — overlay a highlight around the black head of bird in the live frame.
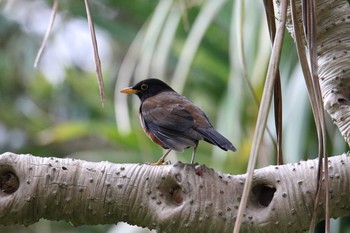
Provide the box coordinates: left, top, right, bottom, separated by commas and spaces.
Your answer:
120, 79, 174, 102
120, 78, 236, 165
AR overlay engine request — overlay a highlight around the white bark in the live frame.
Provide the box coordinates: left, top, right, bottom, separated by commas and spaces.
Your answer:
281, 0, 350, 146
318, 0, 350, 146
1, 152, 350, 232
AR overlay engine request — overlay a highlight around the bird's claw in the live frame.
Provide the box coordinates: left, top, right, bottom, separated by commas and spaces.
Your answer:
145, 159, 171, 166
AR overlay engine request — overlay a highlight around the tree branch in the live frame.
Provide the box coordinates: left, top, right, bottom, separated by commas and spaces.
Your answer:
1, 152, 350, 232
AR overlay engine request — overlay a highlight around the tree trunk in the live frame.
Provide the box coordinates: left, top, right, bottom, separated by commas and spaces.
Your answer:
317, 0, 350, 147
1, 152, 350, 233
281, 0, 350, 146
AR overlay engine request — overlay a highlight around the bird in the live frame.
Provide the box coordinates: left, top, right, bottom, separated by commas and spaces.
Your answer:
120, 78, 236, 165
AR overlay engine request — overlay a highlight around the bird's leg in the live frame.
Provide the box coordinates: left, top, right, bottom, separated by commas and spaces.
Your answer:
190, 142, 198, 164
153, 149, 172, 165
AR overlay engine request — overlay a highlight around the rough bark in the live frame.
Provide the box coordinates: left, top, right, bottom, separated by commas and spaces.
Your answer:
281, 0, 350, 147
318, 0, 350, 147
1, 152, 350, 233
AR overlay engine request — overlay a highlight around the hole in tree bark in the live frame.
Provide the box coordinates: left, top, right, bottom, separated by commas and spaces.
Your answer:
252, 184, 276, 207
169, 185, 183, 205
338, 98, 350, 106
157, 175, 183, 206
0, 170, 19, 195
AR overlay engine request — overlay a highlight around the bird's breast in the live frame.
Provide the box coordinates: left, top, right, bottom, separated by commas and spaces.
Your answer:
139, 111, 168, 149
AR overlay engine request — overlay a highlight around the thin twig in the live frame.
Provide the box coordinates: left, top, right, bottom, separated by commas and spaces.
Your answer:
235, 0, 278, 151
232, 0, 288, 232
291, 0, 328, 232
84, 0, 105, 106
305, 0, 329, 231
34, 0, 59, 68
263, 0, 283, 165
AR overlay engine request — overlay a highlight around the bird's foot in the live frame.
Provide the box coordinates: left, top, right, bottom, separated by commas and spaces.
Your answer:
150, 159, 165, 166
146, 159, 172, 166
145, 149, 172, 165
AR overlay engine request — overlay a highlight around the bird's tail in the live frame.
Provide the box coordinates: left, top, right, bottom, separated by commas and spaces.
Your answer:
197, 128, 236, 152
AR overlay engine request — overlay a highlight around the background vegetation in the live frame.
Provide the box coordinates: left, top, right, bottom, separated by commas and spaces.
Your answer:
0, 0, 348, 232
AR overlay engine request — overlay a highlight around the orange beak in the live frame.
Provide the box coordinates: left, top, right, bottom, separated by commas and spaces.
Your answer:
120, 87, 139, 94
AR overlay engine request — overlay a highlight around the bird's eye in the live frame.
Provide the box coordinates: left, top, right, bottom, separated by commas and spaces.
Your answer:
141, 84, 148, 91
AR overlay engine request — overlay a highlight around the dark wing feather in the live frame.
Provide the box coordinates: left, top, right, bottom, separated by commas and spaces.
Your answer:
196, 127, 236, 152
144, 120, 198, 151
141, 94, 203, 151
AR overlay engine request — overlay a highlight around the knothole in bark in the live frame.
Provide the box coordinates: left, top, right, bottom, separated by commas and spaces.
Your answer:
251, 183, 276, 207
338, 97, 350, 106
168, 184, 183, 205
0, 167, 19, 196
